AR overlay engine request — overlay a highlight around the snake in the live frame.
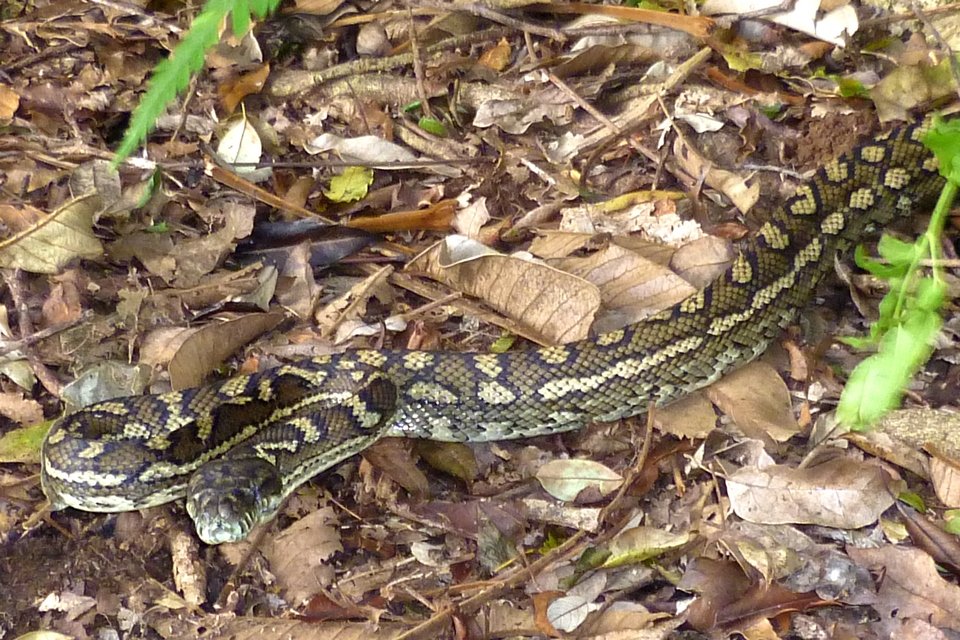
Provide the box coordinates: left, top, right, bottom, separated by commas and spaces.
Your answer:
41, 117, 947, 544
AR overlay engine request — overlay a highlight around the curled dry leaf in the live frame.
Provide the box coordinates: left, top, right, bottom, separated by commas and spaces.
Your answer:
0, 194, 103, 274
167, 311, 285, 390
672, 134, 760, 214
726, 457, 898, 529
408, 235, 600, 344
536, 459, 623, 503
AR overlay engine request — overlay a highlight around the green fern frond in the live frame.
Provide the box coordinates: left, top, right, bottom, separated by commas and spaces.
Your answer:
112, 0, 282, 168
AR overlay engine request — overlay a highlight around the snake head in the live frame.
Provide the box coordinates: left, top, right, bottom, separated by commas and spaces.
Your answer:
186, 457, 283, 544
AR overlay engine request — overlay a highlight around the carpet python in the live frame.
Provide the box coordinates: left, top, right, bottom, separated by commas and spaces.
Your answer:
41, 118, 947, 544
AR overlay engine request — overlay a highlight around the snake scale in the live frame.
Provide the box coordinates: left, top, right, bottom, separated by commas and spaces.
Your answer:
41, 118, 947, 544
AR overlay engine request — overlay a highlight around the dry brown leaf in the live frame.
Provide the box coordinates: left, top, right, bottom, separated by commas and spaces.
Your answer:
536, 459, 623, 503
668, 235, 734, 289
706, 361, 800, 443
41, 271, 83, 327
0, 194, 103, 274
672, 135, 760, 214
263, 507, 342, 606
551, 242, 696, 332
363, 438, 429, 498
655, 391, 717, 439
726, 457, 898, 529
219, 63, 270, 114
408, 235, 600, 344
0, 392, 43, 426
169, 199, 256, 287
479, 37, 512, 71
0, 84, 20, 122
929, 454, 960, 508
847, 545, 960, 631
167, 311, 285, 389
416, 441, 479, 485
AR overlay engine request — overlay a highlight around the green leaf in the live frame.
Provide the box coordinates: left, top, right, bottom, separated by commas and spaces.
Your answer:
854, 244, 906, 279
837, 76, 868, 98
877, 235, 919, 266
491, 333, 516, 353
923, 114, 960, 184
323, 166, 374, 203
0, 420, 52, 464
945, 512, 960, 536
898, 491, 926, 512
914, 277, 946, 311
418, 117, 447, 137
838, 352, 908, 429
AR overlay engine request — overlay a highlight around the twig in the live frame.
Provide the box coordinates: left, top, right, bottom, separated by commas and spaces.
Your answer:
0, 312, 89, 357
1, 269, 62, 398
269, 27, 513, 97
407, 6, 433, 119
417, 0, 566, 41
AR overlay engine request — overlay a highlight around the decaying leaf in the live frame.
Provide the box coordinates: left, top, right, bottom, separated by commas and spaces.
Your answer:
536, 459, 623, 503
726, 457, 898, 529
262, 507, 342, 606
0, 195, 103, 274
602, 526, 690, 568
847, 545, 960, 632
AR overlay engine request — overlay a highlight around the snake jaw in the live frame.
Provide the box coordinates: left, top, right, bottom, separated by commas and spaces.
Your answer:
186, 458, 283, 545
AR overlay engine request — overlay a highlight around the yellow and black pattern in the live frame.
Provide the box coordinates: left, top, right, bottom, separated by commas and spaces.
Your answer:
41, 118, 946, 543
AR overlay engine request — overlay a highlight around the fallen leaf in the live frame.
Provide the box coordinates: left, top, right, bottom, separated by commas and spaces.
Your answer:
409, 234, 601, 344
847, 545, 960, 631
536, 459, 623, 503
726, 457, 898, 528
0, 194, 103, 274
167, 311, 285, 389
706, 361, 801, 443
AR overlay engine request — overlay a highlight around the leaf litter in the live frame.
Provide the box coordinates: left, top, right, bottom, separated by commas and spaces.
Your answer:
0, 1, 958, 639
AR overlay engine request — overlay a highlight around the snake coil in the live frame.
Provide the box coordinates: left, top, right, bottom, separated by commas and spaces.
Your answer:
41, 118, 946, 543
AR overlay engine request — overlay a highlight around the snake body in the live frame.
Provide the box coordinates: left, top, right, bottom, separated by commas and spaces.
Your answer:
41, 119, 946, 543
